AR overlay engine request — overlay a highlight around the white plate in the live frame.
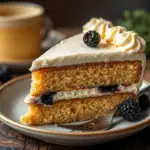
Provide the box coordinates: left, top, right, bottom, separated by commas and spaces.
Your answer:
0, 74, 150, 146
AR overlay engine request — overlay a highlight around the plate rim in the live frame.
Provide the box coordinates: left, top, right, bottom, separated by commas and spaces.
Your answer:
0, 74, 150, 136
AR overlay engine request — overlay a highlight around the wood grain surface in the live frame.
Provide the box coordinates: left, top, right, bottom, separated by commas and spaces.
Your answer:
1, 119, 150, 150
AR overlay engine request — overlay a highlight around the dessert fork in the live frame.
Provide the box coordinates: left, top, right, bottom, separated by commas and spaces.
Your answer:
57, 85, 150, 131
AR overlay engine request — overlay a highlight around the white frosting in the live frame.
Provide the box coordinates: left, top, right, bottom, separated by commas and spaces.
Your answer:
30, 34, 146, 71
30, 18, 146, 71
25, 84, 138, 105
83, 18, 146, 53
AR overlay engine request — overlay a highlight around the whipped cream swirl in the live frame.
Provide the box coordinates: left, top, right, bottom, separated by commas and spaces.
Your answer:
83, 18, 146, 53
83, 18, 113, 39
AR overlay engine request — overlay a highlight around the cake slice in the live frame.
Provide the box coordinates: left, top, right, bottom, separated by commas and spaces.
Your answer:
21, 18, 146, 125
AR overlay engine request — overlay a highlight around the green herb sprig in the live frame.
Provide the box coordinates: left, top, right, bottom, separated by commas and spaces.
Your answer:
118, 9, 150, 56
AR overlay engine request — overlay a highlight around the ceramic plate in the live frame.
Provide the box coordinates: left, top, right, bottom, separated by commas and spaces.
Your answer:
0, 74, 150, 146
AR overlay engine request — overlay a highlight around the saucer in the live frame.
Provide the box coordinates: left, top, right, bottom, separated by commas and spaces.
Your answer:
0, 74, 150, 146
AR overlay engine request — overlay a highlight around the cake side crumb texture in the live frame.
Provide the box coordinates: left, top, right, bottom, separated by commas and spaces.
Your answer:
21, 93, 133, 125
30, 61, 142, 96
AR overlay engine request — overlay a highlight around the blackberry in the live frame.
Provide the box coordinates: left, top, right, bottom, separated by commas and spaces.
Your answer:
83, 30, 100, 47
98, 85, 118, 93
0, 65, 12, 82
138, 94, 150, 111
119, 99, 141, 121
40, 91, 56, 105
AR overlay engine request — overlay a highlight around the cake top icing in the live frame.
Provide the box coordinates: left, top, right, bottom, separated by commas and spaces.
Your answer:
30, 18, 146, 71
83, 18, 146, 53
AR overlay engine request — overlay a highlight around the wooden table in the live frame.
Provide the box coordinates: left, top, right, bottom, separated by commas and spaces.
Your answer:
1, 121, 150, 150
0, 28, 150, 150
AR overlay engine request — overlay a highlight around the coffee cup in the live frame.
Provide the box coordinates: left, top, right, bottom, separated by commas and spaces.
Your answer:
0, 2, 48, 62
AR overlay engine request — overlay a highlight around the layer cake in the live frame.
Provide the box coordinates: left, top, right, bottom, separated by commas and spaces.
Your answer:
21, 18, 146, 125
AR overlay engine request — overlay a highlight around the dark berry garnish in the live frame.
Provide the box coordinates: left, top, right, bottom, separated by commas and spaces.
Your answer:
119, 100, 142, 121
40, 91, 56, 105
83, 30, 100, 47
138, 94, 150, 111
0, 65, 12, 82
98, 85, 118, 93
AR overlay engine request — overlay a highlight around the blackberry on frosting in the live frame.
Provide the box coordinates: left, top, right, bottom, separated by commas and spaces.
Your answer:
83, 30, 100, 47
83, 18, 145, 52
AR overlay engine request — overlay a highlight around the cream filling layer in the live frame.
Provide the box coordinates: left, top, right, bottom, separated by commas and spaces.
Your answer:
25, 84, 138, 105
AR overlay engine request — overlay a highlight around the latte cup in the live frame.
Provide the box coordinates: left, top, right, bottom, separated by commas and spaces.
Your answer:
0, 2, 45, 62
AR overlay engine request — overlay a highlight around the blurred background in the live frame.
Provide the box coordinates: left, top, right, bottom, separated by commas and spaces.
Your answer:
0, 0, 149, 27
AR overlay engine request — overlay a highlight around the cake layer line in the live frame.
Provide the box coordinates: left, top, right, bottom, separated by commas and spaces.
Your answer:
25, 84, 138, 106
